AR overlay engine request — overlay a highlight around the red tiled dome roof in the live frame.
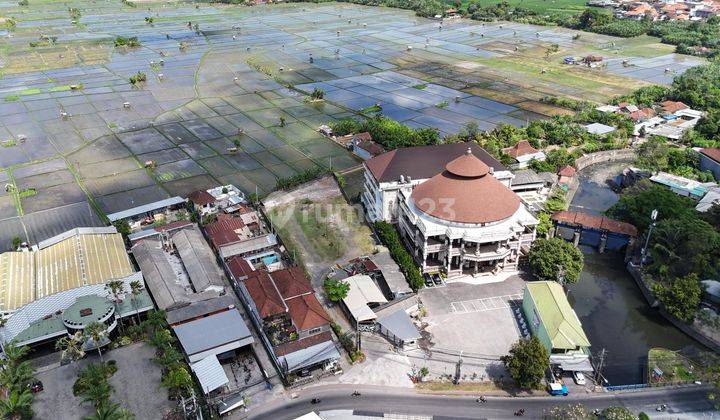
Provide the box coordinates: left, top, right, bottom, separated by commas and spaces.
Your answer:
410, 149, 520, 224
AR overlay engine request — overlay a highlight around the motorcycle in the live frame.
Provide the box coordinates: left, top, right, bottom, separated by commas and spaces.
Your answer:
476, 396, 486, 403
351, 391, 361, 397
656, 404, 667, 412
514, 409, 525, 416
310, 398, 321, 405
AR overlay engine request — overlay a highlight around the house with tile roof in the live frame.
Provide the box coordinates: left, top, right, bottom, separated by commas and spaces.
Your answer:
240, 266, 337, 375
700, 148, 720, 182
502, 140, 547, 169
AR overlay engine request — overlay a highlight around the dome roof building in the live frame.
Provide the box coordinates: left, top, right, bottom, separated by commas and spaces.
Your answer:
364, 145, 538, 278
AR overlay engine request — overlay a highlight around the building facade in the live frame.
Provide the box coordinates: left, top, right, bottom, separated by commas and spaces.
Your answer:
363, 144, 537, 278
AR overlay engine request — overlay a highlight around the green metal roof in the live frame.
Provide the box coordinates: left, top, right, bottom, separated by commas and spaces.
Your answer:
526, 281, 591, 350
13, 316, 65, 344
62, 295, 114, 326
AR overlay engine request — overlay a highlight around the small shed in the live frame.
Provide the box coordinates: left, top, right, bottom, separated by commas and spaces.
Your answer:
190, 355, 229, 394
377, 309, 421, 349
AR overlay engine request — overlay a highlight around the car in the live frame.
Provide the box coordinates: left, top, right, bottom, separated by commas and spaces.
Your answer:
432, 274, 442, 285
29, 380, 43, 393
573, 371, 586, 386
548, 382, 568, 396
424, 275, 434, 287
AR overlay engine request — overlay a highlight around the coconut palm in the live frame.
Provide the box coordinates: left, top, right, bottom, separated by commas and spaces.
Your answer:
83, 321, 109, 362
82, 402, 134, 420
56, 332, 85, 362
0, 361, 35, 394
161, 366, 192, 398
129, 280, 144, 325
153, 345, 182, 370
0, 389, 34, 420
1, 341, 30, 369
144, 310, 167, 334
73, 363, 114, 397
80, 381, 113, 408
106, 280, 126, 333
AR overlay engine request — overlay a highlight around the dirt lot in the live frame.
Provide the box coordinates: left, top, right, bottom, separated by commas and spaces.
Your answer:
264, 176, 375, 283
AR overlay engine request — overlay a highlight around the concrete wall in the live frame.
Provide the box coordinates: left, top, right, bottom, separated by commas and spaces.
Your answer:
574, 149, 637, 171
699, 154, 720, 182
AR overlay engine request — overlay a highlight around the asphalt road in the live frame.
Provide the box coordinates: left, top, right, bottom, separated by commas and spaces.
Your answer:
243, 384, 715, 419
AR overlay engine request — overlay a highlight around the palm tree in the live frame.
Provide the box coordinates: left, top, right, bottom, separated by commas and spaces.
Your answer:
106, 280, 126, 333
161, 366, 192, 398
1, 341, 30, 369
129, 280, 144, 325
82, 402, 134, 420
0, 389, 34, 420
56, 332, 85, 362
73, 363, 114, 397
144, 310, 167, 335
83, 321, 109, 362
0, 361, 35, 394
80, 381, 112, 408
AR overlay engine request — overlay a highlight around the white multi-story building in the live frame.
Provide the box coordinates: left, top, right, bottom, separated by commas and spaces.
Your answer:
362, 143, 538, 278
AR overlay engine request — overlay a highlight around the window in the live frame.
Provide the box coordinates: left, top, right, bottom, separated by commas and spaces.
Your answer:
307, 327, 322, 335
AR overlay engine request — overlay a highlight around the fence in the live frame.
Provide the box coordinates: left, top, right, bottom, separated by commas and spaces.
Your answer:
606, 383, 648, 391
574, 149, 637, 171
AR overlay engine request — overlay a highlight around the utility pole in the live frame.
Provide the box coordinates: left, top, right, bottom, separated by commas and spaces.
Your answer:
640, 209, 658, 268
356, 319, 361, 351
594, 348, 607, 386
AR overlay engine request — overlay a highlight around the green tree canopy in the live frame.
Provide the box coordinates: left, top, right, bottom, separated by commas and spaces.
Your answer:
528, 238, 584, 284
650, 216, 720, 280
651, 273, 702, 323
323, 278, 350, 302
501, 336, 549, 389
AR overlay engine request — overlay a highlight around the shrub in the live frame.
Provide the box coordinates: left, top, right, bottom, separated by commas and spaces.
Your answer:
129, 71, 147, 85
374, 221, 424, 290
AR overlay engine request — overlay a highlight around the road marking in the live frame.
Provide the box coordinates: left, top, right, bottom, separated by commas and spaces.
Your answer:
450, 293, 522, 314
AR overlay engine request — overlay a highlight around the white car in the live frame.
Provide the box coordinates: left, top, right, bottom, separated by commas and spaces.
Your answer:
573, 371, 587, 385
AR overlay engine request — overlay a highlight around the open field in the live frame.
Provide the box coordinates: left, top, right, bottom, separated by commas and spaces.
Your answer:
265, 177, 374, 282
452, 0, 590, 16
0, 1, 705, 250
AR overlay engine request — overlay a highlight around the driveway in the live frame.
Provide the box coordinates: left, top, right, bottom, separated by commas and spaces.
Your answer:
33, 342, 173, 420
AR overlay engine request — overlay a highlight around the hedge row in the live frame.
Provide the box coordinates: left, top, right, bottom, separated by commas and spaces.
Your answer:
374, 221, 424, 291
275, 167, 327, 190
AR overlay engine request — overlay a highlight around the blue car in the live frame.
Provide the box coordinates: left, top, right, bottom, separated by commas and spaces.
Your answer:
548, 382, 568, 396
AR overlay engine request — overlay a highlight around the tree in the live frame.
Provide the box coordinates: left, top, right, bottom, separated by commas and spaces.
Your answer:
310, 87, 325, 100
129, 280, 144, 324
323, 278, 349, 302
528, 238, 584, 284
601, 406, 636, 420
649, 216, 720, 280
161, 366, 192, 398
83, 322, 109, 362
113, 220, 131, 237
652, 273, 702, 323
544, 403, 594, 419
80, 381, 113, 408
106, 280, 126, 333
501, 336, 549, 389
82, 402, 134, 420
144, 310, 167, 334
11, 236, 21, 250
73, 363, 116, 398
56, 332, 86, 362
636, 136, 669, 172
0, 389, 34, 420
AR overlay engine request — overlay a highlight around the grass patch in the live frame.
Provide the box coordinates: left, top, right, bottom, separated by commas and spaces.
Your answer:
294, 201, 347, 260
360, 104, 381, 114
416, 381, 507, 393
18, 88, 41, 96
1, 139, 17, 148
4, 95, 19, 102
435, 100, 449, 108
647, 348, 705, 383
413, 83, 428, 90
17, 188, 37, 198
48, 85, 71, 92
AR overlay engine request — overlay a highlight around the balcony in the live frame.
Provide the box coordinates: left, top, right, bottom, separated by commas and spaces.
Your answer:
463, 245, 511, 261
425, 236, 445, 253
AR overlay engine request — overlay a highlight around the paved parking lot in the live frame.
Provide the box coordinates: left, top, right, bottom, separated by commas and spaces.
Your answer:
411, 276, 526, 382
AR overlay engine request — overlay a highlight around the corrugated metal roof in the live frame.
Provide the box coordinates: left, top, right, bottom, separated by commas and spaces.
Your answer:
277, 339, 340, 372
371, 251, 411, 295
107, 196, 186, 222
172, 310, 254, 356
191, 355, 229, 394
342, 275, 388, 323
377, 309, 421, 341
218, 234, 277, 259
526, 281, 590, 350
171, 227, 225, 291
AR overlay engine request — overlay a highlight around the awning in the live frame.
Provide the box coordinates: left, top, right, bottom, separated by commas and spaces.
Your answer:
377, 310, 421, 342
191, 355, 229, 394
553, 357, 594, 372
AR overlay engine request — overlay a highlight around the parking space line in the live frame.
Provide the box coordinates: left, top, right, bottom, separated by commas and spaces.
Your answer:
449, 293, 524, 314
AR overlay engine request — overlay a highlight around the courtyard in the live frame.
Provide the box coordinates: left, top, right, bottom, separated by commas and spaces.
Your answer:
32, 342, 174, 420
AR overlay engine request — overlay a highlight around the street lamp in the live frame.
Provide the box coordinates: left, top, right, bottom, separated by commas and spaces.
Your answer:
640, 209, 658, 268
